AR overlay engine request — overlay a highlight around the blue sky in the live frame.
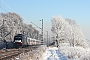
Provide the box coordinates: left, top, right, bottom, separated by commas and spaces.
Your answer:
0, 0, 90, 39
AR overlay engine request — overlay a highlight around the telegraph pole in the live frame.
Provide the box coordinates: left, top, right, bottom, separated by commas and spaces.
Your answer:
42, 19, 43, 44
46, 31, 48, 47
40, 19, 43, 44
2, 19, 6, 40
2, 19, 7, 51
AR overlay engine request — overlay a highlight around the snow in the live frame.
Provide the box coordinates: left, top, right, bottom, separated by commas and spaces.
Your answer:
42, 47, 67, 60
10, 45, 47, 60
59, 43, 90, 60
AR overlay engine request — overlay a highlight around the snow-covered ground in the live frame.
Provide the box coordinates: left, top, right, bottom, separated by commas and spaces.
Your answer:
59, 43, 90, 60
7, 44, 90, 60
11, 45, 47, 60
11, 46, 67, 60
42, 47, 67, 60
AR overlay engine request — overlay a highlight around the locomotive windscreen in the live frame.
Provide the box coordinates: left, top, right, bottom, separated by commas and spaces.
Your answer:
14, 36, 22, 39
14, 35, 23, 42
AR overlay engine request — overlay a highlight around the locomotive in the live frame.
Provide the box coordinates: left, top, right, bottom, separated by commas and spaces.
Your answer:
13, 34, 41, 48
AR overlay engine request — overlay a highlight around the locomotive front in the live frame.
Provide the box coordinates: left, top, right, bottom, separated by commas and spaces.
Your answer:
13, 34, 23, 48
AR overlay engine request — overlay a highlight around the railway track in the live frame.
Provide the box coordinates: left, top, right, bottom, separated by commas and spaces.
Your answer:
0, 46, 38, 60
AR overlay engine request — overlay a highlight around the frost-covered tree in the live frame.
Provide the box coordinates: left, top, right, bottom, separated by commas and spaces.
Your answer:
51, 16, 72, 47
51, 15, 89, 48
65, 18, 88, 48
0, 12, 42, 41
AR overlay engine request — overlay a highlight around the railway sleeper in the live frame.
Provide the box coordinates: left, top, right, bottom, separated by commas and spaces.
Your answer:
0, 52, 20, 60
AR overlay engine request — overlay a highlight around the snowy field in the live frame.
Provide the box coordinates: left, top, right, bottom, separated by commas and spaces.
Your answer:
59, 43, 90, 60
10, 46, 68, 60
42, 47, 67, 60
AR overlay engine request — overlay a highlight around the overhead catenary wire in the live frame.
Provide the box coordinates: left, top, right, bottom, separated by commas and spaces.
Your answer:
0, 0, 15, 12
0, 6, 7, 12
0, 0, 7, 12
31, 22, 42, 29
1, 0, 14, 12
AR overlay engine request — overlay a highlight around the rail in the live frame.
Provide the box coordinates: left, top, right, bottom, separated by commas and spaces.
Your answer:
0, 46, 38, 60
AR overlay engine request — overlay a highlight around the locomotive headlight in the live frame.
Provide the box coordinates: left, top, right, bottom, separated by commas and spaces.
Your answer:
15, 40, 21, 42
